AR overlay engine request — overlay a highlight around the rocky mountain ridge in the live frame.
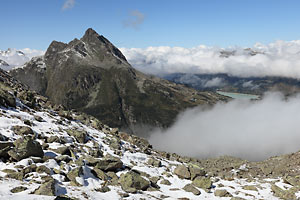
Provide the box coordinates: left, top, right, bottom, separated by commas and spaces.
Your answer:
1, 67, 300, 199
163, 73, 300, 96
10, 28, 227, 134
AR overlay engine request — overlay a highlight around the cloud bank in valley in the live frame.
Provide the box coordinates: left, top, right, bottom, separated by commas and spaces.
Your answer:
0, 48, 45, 69
149, 93, 300, 161
120, 40, 300, 79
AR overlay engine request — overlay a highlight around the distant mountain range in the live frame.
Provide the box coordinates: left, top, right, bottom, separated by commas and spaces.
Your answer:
0, 48, 44, 70
163, 73, 300, 96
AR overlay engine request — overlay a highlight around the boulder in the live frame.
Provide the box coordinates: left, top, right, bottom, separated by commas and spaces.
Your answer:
174, 165, 191, 179
92, 168, 109, 180
8, 136, 44, 161
119, 171, 150, 193
147, 158, 161, 167
66, 129, 88, 143
34, 179, 56, 196
47, 136, 60, 143
183, 184, 201, 195
242, 185, 258, 191
214, 189, 233, 197
10, 186, 28, 193
95, 155, 123, 172
67, 167, 83, 186
12, 126, 34, 136
36, 165, 51, 175
5, 171, 24, 180
188, 164, 205, 180
0, 89, 16, 108
160, 179, 171, 185
271, 184, 297, 200
192, 177, 212, 189
0, 141, 13, 158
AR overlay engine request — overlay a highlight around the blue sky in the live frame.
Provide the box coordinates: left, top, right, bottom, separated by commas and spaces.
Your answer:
2, 0, 300, 50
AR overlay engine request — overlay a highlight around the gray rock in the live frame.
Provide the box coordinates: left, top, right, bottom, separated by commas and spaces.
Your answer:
10, 186, 28, 193
174, 165, 191, 179
95, 155, 123, 172
8, 136, 44, 161
183, 184, 201, 196
160, 179, 171, 185
214, 189, 233, 197
147, 158, 161, 167
92, 168, 109, 180
192, 177, 212, 189
119, 171, 150, 193
188, 163, 205, 180
12, 126, 34, 136
67, 167, 83, 186
34, 179, 56, 196
66, 129, 88, 143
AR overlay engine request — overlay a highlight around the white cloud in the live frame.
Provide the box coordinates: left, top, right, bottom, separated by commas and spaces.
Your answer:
120, 40, 300, 79
149, 92, 300, 161
62, 0, 75, 11
0, 48, 45, 70
203, 77, 224, 87
123, 10, 145, 30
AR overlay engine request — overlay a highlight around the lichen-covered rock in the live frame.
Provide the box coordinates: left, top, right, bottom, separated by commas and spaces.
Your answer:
34, 179, 56, 196
67, 167, 83, 186
52, 146, 71, 155
147, 158, 161, 167
92, 168, 109, 180
12, 125, 34, 136
271, 184, 297, 200
183, 184, 201, 195
0, 88, 16, 108
66, 129, 88, 143
214, 189, 233, 197
174, 165, 191, 179
36, 165, 51, 175
230, 197, 246, 200
5, 171, 24, 180
0, 141, 13, 159
95, 155, 123, 172
192, 177, 212, 189
10, 186, 28, 193
47, 136, 60, 143
8, 136, 44, 161
160, 179, 171, 185
119, 171, 150, 193
242, 185, 258, 191
188, 163, 205, 180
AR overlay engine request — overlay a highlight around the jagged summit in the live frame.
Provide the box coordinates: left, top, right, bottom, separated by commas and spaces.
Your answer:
45, 28, 127, 66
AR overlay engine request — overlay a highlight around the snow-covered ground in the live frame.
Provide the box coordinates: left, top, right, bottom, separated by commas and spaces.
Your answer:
0, 96, 293, 199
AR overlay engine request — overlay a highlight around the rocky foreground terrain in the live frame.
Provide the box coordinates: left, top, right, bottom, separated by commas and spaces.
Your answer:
2, 61, 300, 199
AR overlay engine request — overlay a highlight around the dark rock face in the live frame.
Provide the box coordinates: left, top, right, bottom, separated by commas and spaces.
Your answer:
10, 56, 47, 94
0, 59, 9, 67
10, 28, 226, 133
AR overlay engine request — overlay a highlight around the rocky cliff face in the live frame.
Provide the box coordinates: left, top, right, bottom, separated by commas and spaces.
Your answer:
10, 28, 227, 133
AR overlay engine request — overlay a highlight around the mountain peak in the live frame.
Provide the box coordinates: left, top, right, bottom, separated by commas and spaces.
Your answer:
81, 28, 127, 62
84, 28, 100, 37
